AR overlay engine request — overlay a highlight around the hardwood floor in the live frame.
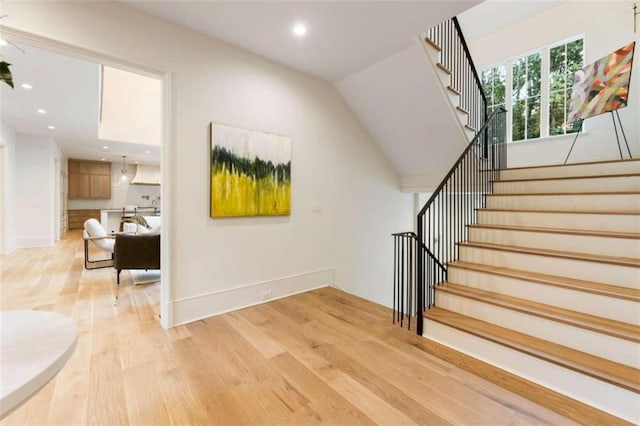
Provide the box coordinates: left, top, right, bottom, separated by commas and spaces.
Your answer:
0, 232, 627, 425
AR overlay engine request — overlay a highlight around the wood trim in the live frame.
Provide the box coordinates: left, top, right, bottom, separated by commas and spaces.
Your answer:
455, 106, 469, 115
438, 283, 640, 343
464, 124, 477, 132
500, 158, 640, 172
449, 261, 640, 302
467, 223, 640, 240
446, 85, 460, 96
436, 63, 451, 75
477, 208, 640, 216
492, 173, 640, 183
424, 307, 640, 394
459, 241, 640, 268
486, 191, 640, 197
424, 37, 441, 51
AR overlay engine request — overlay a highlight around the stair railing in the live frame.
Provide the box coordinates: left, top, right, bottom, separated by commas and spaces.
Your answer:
426, 17, 487, 133
391, 232, 445, 330
392, 107, 507, 334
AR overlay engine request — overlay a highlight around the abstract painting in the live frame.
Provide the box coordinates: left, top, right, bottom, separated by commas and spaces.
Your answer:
567, 41, 635, 123
210, 123, 291, 217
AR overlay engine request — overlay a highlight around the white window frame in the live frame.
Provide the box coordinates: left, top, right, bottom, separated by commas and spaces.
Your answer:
481, 34, 585, 143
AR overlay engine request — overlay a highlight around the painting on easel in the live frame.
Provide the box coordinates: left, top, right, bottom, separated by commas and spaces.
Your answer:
567, 41, 635, 123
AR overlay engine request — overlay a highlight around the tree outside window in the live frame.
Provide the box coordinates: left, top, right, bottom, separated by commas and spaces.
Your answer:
549, 39, 584, 136
481, 65, 506, 115
481, 36, 584, 142
512, 53, 541, 141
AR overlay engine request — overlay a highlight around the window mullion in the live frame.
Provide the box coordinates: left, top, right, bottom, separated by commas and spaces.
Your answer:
540, 47, 550, 138
506, 60, 513, 143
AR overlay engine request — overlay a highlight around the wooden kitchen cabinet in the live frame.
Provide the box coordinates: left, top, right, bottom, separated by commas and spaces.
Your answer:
67, 209, 100, 230
68, 159, 111, 199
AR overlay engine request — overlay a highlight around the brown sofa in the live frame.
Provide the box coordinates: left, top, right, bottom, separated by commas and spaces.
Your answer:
114, 233, 160, 284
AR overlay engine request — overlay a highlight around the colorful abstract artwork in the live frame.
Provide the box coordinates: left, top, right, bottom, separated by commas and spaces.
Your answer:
567, 42, 635, 123
210, 123, 291, 218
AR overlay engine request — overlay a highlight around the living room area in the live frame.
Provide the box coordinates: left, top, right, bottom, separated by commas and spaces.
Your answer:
0, 41, 164, 292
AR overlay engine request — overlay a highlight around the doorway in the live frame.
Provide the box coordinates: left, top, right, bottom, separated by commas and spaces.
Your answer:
1, 29, 172, 328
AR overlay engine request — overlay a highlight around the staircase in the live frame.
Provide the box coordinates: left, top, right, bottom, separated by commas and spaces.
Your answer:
390, 15, 639, 423
422, 159, 640, 423
421, 17, 485, 142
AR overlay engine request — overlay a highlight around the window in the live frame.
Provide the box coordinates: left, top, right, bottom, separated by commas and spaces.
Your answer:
481, 36, 584, 142
549, 38, 584, 136
481, 65, 506, 114
512, 52, 541, 141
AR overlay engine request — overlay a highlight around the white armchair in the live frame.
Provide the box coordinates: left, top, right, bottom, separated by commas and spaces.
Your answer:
83, 219, 115, 269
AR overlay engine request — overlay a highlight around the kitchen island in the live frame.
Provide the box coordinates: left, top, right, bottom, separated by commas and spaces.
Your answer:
100, 207, 160, 233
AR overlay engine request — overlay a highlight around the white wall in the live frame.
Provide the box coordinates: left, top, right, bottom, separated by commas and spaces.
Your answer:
13, 134, 58, 248
99, 66, 162, 147
0, 122, 17, 254
67, 164, 161, 210
464, 1, 639, 167
2, 1, 414, 325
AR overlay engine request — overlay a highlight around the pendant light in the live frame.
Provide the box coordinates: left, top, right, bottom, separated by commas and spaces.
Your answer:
120, 155, 128, 181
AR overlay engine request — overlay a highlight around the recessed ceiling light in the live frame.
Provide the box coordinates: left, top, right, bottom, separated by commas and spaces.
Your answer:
47, 125, 55, 130
101, 158, 106, 161
21, 83, 33, 90
37, 109, 46, 114
292, 22, 307, 37
0, 39, 7, 47
102, 145, 109, 150
145, 150, 151, 154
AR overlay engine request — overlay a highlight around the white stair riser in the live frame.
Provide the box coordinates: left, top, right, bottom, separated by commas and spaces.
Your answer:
501, 160, 640, 180
436, 67, 451, 87
486, 194, 640, 212
423, 42, 441, 64
435, 292, 639, 367
423, 320, 640, 423
477, 210, 640, 234
448, 267, 640, 325
493, 176, 640, 194
458, 245, 639, 289
468, 228, 640, 259
455, 108, 468, 126
463, 127, 475, 141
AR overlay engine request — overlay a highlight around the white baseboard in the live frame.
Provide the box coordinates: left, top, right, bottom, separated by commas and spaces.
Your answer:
172, 268, 335, 326
0, 239, 16, 254
14, 236, 54, 249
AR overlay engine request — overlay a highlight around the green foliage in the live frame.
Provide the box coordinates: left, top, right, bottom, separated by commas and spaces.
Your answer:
511, 53, 541, 141
549, 39, 584, 136
211, 145, 291, 184
0, 61, 14, 88
481, 66, 505, 107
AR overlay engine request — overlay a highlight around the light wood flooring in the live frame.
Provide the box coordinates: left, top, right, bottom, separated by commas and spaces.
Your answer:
0, 231, 628, 425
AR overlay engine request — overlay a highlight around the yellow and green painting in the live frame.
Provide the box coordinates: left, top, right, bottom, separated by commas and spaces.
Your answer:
210, 123, 291, 217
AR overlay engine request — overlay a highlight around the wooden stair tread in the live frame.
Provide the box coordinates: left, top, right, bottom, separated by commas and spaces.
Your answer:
424, 307, 640, 393
449, 261, 640, 302
464, 124, 477, 132
446, 85, 460, 96
487, 191, 640, 196
493, 172, 640, 183
468, 223, 640, 240
499, 158, 640, 172
455, 106, 469, 114
460, 241, 640, 268
424, 37, 441, 51
477, 208, 640, 216
439, 282, 640, 342
436, 63, 452, 75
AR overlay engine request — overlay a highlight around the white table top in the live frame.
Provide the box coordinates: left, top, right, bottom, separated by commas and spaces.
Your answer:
0, 311, 77, 419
